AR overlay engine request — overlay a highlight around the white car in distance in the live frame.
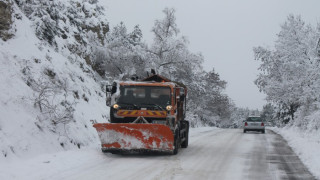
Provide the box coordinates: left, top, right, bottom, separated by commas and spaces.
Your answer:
243, 116, 265, 133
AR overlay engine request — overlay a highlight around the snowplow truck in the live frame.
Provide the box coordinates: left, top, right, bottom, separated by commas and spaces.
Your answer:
93, 74, 189, 154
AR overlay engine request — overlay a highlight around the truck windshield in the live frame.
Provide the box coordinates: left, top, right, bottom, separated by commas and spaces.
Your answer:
118, 86, 171, 108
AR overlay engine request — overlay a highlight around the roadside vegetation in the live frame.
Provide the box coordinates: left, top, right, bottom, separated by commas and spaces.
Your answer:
255, 15, 320, 131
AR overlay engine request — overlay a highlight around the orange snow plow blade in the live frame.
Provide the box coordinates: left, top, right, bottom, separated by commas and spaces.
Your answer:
93, 123, 174, 154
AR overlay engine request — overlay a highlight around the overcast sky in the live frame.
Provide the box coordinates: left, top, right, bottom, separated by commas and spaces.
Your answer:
101, 0, 320, 110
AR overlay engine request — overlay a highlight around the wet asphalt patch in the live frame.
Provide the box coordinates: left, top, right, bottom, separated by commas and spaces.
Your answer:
267, 130, 316, 180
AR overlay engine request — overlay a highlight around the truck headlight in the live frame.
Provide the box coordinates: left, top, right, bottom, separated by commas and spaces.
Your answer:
166, 105, 172, 111
113, 104, 119, 109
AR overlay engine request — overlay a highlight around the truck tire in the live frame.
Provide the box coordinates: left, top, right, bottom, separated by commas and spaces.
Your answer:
173, 128, 180, 155
181, 120, 189, 148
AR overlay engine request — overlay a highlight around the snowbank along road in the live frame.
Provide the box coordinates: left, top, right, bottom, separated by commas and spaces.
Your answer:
0, 128, 315, 180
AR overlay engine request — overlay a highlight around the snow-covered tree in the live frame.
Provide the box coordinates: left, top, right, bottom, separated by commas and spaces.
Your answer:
93, 22, 146, 79
229, 106, 251, 128
260, 103, 276, 125
146, 8, 202, 77
254, 15, 320, 128
144, 8, 234, 127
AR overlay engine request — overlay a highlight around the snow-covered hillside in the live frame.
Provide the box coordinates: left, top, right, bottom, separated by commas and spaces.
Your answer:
0, 0, 230, 162
0, 0, 109, 161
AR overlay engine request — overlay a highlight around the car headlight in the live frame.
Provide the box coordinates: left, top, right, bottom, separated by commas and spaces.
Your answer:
113, 104, 119, 109
166, 105, 172, 111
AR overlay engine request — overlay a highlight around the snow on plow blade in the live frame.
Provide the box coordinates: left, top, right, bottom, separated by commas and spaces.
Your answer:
93, 123, 174, 153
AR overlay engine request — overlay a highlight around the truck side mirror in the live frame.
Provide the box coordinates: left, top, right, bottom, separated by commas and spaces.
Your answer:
106, 85, 112, 107
111, 82, 117, 94
106, 85, 112, 93
106, 82, 117, 94
106, 82, 117, 107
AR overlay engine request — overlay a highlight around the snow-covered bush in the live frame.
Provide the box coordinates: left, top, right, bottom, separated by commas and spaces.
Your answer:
31, 77, 76, 126
15, 0, 109, 65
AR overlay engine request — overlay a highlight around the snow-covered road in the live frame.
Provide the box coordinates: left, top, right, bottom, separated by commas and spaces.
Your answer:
1, 128, 315, 180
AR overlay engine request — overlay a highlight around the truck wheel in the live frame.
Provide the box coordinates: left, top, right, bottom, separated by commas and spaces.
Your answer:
181, 121, 189, 148
173, 129, 180, 155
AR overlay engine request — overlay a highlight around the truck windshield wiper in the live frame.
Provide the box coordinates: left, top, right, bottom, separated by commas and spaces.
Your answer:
118, 102, 139, 108
154, 104, 165, 111
141, 103, 164, 111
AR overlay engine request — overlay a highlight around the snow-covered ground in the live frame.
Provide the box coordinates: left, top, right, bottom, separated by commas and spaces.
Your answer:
0, 127, 219, 180
0, 127, 316, 180
271, 127, 320, 179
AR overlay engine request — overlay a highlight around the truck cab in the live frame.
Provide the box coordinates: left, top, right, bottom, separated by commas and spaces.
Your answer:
106, 75, 187, 129
96, 74, 189, 154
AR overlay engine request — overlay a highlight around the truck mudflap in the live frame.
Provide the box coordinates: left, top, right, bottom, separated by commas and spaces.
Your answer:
93, 123, 174, 153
